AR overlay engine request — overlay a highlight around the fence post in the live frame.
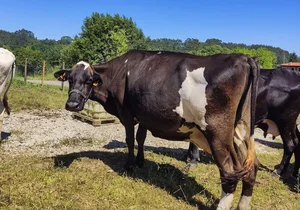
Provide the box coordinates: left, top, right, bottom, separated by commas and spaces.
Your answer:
61, 62, 65, 91
42, 60, 46, 87
24, 58, 28, 83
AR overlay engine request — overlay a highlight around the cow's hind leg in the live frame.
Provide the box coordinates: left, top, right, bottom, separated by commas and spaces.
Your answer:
122, 114, 136, 170
275, 126, 296, 175
185, 142, 200, 167
209, 131, 239, 210
136, 124, 147, 167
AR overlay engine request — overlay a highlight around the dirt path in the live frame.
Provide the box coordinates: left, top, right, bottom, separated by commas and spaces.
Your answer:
1, 109, 279, 159
27, 80, 69, 87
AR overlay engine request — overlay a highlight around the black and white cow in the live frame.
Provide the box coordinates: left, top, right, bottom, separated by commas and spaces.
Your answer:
187, 67, 300, 178
0, 48, 15, 132
55, 50, 259, 210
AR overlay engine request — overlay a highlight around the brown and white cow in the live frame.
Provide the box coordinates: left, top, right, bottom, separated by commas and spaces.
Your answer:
0, 48, 15, 133
55, 50, 259, 210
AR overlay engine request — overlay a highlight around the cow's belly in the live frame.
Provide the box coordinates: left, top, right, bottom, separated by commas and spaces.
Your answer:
257, 119, 280, 137
147, 123, 211, 154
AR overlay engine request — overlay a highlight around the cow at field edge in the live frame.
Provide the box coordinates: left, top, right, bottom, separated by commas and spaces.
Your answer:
55, 50, 259, 210
187, 68, 300, 178
0, 48, 15, 133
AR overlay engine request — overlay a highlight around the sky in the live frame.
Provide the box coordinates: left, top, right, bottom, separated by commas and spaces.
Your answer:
0, 0, 299, 55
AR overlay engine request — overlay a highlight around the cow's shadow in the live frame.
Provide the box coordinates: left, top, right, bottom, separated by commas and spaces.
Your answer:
254, 138, 282, 149
103, 139, 214, 165
53, 150, 218, 209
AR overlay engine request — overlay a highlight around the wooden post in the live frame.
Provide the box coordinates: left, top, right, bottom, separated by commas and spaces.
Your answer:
24, 58, 28, 83
42, 60, 46, 87
61, 62, 65, 91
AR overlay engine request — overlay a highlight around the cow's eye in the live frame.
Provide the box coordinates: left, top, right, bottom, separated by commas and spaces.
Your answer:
86, 78, 93, 84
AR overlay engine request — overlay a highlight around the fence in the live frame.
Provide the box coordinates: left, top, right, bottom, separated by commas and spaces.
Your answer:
15, 59, 66, 90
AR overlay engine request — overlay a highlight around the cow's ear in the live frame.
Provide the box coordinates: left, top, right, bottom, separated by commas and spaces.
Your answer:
54, 70, 71, 81
92, 73, 103, 86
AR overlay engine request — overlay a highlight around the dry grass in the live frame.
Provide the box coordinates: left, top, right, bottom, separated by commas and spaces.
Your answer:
1, 148, 300, 209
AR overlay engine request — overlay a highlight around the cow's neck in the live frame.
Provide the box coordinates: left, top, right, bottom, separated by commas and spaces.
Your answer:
92, 59, 127, 115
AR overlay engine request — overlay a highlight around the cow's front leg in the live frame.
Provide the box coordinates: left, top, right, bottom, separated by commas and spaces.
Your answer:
124, 118, 135, 170
136, 124, 147, 167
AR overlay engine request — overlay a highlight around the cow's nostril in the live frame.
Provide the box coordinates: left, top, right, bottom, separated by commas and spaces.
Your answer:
66, 101, 80, 110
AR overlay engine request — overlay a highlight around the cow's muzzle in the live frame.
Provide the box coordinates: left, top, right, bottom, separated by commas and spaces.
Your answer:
66, 88, 93, 112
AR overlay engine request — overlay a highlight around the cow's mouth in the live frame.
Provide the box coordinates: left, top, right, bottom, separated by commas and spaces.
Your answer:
65, 100, 85, 112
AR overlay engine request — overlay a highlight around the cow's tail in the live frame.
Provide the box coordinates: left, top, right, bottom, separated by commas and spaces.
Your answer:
3, 61, 15, 115
237, 57, 259, 180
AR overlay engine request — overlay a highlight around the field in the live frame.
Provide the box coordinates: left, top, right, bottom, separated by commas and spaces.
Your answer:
1, 79, 300, 209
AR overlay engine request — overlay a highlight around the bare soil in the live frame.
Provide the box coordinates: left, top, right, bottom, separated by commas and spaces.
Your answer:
1, 109, 279, 159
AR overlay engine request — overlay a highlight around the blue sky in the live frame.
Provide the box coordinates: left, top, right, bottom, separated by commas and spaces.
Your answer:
1, 0, 299, 55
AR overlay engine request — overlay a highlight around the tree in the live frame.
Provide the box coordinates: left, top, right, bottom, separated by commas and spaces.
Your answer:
14, 47, 43, 75
58, 36, 73, 45
289, 52, 299, 62
194, 45, 231, 56
205, 38, 222, 46
255, 47, 277, 68
62, 13, 147, 65
183, 38, 202, 54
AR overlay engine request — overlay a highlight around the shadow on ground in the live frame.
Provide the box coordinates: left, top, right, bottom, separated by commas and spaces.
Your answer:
255, 138, 282, 149
53, 150, 219, 210
1, 131, 11, 141
103, 139, 214, 165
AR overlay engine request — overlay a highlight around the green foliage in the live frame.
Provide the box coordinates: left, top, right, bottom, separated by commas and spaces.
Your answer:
148, 38, 184, 52
61, 13, 147, 65
232, 47, 277, 68
289, 52, 299, 62
14, 47, 43, 75
194, 45, 232, 56
0, 29, 35, 49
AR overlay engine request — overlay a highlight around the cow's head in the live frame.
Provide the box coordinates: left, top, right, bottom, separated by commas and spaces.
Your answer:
54, 61, 102, 112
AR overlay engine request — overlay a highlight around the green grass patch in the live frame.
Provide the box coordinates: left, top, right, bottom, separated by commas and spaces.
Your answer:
53, 137, 96, 148
7, 79, 68, 112
0, 149, 300, 209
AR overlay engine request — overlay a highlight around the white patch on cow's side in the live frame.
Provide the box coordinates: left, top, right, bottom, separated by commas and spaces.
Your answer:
127, 71, 130, 76
263, 119, 280, 137
77, 61, 90, 70
149, 67, 152, 71
174, 67, 208, 130
238, 195, 252, 210
179, 125, 211, 153
217, 191, 234, 210
124, 59, 128, 63
157, 51, 162, 54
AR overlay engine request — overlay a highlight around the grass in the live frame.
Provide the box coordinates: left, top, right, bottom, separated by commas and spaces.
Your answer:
7, 79, 67, 112
53, 137, 96, 148
0, 148, 300, 209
